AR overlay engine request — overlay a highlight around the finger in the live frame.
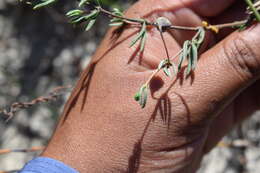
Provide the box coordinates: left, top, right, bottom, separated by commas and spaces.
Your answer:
125, 0, 236, 45
168, 23, 260, 127
181, 0, 235, 17
126, 0, 203, 45
135, 0, 235, 17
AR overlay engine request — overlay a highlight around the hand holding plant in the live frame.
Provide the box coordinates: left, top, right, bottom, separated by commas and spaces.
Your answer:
18, 0, 260, 172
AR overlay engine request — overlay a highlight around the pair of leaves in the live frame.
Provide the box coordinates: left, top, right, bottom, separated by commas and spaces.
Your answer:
158, 59, 177, 77
177, 27, 205, 76
130, 21, 147, 52
134, 85, 148, 108
66, 9, 84, 18
193, 27, 206, 47
178, 41, 197, 76
186, 43, 198, 75
33, 0, 57, 10
109, 8, 124, 26
66, 9, 100, 31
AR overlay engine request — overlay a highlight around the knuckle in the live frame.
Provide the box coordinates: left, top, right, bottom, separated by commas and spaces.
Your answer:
223, 34, 260, 81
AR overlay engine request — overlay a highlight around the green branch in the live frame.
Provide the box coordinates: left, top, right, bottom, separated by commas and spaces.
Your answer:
245, 0, 260, 22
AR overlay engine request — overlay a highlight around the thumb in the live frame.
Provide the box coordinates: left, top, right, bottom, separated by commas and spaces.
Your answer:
180, 23, 260, 122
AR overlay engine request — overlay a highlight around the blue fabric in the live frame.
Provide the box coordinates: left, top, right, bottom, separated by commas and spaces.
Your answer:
19, 157, 79, 173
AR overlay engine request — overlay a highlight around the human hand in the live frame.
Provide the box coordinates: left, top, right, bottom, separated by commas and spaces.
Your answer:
42, 0, 260, 172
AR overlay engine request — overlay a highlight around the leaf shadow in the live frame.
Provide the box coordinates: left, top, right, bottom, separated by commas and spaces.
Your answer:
127, 72, 193, 172
61, 6, 197, 170
60, 25, 139, 124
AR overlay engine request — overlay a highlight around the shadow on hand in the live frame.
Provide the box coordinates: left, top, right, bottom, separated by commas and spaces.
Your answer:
60, 12, 194, 171
127, 71, 193, 172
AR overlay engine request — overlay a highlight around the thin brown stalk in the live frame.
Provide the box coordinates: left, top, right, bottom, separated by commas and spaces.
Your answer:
97, 7, 152, 25
144, 69, 161, 87
213, 20, 247, 29
159, 31, 171, 62
0, 146, 44, 155
169, 25, 199, 31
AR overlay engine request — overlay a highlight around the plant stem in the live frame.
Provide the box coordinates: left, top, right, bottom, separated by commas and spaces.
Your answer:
171, 49, 183, 60
97, 5, 251, 32
144, 68, 161, 86
144, 50, 183, 87
97, 6, 152, 25
212, 20, 248, 29
169, 25, 199, 31
159, 31, 171, 62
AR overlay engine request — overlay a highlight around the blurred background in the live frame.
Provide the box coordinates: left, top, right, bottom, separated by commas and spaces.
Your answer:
0, 0, 260, 172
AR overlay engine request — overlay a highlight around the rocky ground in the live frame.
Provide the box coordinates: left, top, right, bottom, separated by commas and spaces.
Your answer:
0, 0, 260, 172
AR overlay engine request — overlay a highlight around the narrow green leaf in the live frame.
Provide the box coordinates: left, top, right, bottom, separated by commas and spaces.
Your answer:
110, 18, 123, 23
245, 0, 260, 22
183, 41, 190, 58
112, 8, 123, 16
66, 10, 84, 17
70, 16, 86, 24
140, 31, 147, 52
171, 63, 177, 76
238, 23, 248, 31
71, 16, 86, 24
178, 52, 184, 71
191, 42, 198, 70
33, 0, 56, 10
139, 85, 148, 108
96, 0, 101, 6
130, 33, 143, 47
196, 27, 206, 45
134, 85, 148, 108
140, 21, 147, 34
178, 40, 190, 70
79, 0, 89, 7
84, 9, 99, 21
110, 18, 124, 26
19, 0, 32, 5
158, 59, 167, 70
163, 67, 171, 77
109, 22, 124, 27
85, 19, 96, 31
130, 22, 147, 48
185, 47, 192, 76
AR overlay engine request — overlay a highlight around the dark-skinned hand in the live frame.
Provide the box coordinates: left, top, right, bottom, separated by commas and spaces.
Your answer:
42, 0, 260, 172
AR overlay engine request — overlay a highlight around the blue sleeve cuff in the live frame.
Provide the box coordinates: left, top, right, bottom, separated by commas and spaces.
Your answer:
19, 157, 79, 173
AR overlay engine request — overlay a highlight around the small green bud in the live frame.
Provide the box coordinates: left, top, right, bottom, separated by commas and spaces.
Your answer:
134, 93, 141, 101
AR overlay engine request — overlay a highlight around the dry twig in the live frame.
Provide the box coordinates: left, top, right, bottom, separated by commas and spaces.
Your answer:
0, 86, 72, 122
